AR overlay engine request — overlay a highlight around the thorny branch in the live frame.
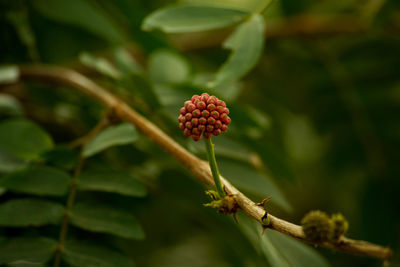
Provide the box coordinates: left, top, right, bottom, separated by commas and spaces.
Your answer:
11, 64, 393, 261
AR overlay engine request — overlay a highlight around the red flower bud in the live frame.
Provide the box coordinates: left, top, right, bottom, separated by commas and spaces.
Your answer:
185, 121, 192, 129
207, 117, 216, 125
191, 95, 200, 102
201, 93, 210, 102
204, 132, 212, 139
207, 96, 217, 105
192, 127, 200, 135
178, 115, 185, 123
207, 104, 216, 111
183, 128, 191, 137
187, 103, 196, 112
196, 101, 206, 110
199, 117, 207, 125
185, 113, 192, 121
201, 110, 210, 118
213, 129, 221, 136
191, 118, 199, 126
216, 106, 225, 113
216, 100, 226, 107
179, 94, 231, 141
211, 111, 219, 119
192, 135, 201, 141
192, 109, 201, 118
223, 116, 231, 125
220, 113, 231, 125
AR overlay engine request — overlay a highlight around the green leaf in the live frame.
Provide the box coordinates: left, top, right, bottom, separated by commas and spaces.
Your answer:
0, 119, 53, 161
211, 14, 265, 87
113, 47, 143, 75
70, 203, 145, 240
149, 50, 190, 84
142, 3, 248, 33
79, 52, 121, 79
0, 166, 70, 196
78, 170, 146, 197
184, 0, 267, 11
267, 230, 331, 267
8, 261, 46, 267
41, 146, 78, 171
82, 123, 138, 158
0, 150, 27, 173
218, 158, 292, 212
63, 241, 135, 267
0, 199, 64, 227
0, 237, 57, 265
238, 213, 330, 267
0, 65, 19, 85
0, 93, 23, 116
238, 213, 290, 267
193, 73, 242, 101
33, 0, 124, 43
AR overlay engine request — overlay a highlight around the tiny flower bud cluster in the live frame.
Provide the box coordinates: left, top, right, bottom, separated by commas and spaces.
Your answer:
178, 93, 231, 141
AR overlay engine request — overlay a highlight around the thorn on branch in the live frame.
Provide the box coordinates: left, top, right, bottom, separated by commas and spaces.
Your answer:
256, 196, 272, 207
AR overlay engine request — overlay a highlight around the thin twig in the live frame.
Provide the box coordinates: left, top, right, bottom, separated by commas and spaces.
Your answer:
16, 65, 393, 260
69, 109, 115, 148
53, 153, 84, 267
53, 113, 111, 267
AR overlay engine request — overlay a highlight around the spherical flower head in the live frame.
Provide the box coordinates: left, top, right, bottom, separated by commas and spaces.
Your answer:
301, 210, 333, 243
330, 213, 348, 242
178, 93, 231, 141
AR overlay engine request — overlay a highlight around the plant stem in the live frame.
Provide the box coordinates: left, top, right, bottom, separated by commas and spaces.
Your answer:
204, 137, 225, 197
53, 154, 84, 267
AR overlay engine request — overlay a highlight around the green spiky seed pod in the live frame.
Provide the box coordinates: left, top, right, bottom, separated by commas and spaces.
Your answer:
301, 210, 333, 243
330, 213, 349, 242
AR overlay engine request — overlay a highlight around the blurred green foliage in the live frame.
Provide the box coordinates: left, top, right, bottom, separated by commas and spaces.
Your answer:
0, 0, 399, 266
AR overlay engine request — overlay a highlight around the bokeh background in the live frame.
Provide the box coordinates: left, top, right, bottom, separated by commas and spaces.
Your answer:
0, 0, 399, 266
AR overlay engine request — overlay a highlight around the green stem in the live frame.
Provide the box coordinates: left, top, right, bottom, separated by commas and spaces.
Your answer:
53, 154, 84, 267
204, 137, 225, 197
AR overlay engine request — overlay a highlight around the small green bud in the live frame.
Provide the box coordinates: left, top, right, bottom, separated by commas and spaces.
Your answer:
205, 190, 220, 200
262, 213, 270, 226
301, 210, 333, 243
204, 199, 223, 209
330, 213, 348, 242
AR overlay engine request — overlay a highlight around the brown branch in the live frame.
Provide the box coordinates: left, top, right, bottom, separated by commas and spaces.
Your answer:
15, 64, 392, 261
